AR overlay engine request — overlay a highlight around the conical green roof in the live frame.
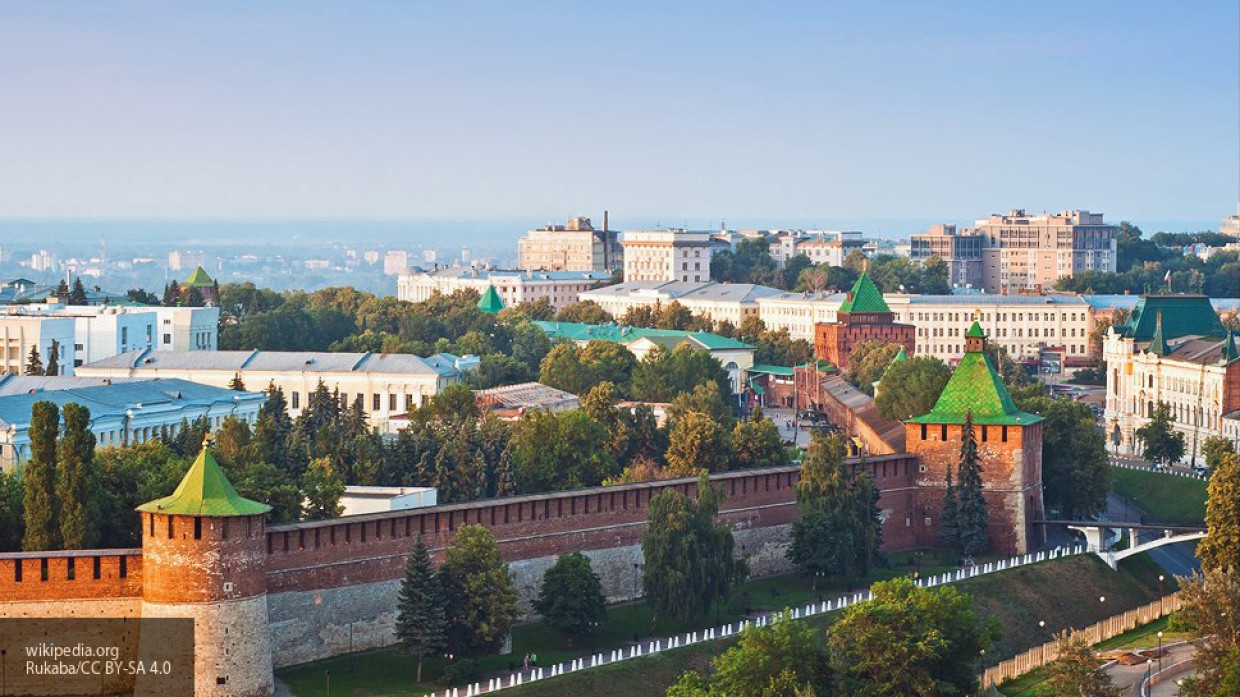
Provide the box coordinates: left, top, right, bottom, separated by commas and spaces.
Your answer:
1147, 311, 1168, 356
966, 321, 985, 338
1222, 332, 1238, 364
908, 327, 1042, 426
183, 266, 215, 287
891, 347, 909, 364
477, 285, 505, 314
839, 272, 890, 313
137, 439, 270, 516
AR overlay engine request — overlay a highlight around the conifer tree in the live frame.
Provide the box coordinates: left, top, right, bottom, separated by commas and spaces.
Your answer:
22, 401, 60, 551
395, 537, 447, 683
55, 279, 69, 301
24, 344, 43, 376
45, 339, 60, 377
68, 278, 88, 306
954, 411, 989, 556
228, 373, 246, 391
56, 403, 99, 549
939, 460, 960, 550
162, 281, 180, 307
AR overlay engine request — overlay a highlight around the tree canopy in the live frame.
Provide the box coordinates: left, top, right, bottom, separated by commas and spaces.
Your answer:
874, 356, 951, 421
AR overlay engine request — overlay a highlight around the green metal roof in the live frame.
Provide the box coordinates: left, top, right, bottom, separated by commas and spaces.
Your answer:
137, 442, 271, 516
890, 347, 909, 364
907, 336, 1043, 426
965, 321, 985, 338
1119, 294, 1226, 341
838, 272, 890, 313
477, 285, 505, 314
1146, 312, 1168, 356
1224, 332, 1239, 363
532, 321, 753, 350
182, 266, 215, 287
749, 364, 795, 376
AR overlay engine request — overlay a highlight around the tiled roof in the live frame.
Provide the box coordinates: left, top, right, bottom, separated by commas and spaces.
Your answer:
532, 321, 753, 350
839, 272, 890, 313
1118, 294, 1227, 341
137, 442, 270, 517
907, 331, 1042, 426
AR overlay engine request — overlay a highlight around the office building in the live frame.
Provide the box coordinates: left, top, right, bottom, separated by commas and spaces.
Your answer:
518, 216, 621, 272
621, 230, 715, 283
397, 266, 612, 311
975, 209, 1117, 293
909, 224, 983, 289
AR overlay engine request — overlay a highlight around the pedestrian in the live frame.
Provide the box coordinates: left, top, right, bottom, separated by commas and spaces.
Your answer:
523, 654, 530, 671
531, 653, 538, 667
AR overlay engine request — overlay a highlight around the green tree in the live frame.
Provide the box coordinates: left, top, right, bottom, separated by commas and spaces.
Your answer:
539, 343, 594, 395
1197, 448, 1239, 573
1043, 631, 1122, 697
56, 403, 99, 549
0, 469, 24, 552
668, 381, 736, 429
510, 321, 552, 374
68, 277, 89, 305
1016, 395, 1110, 518
510, 409, 617, 491
788, 433, 880, 587
642, 473, 746, 625
844, 341, 903, 395
1137, 402, 1185, 467
1175, 568, 1239, 697
440, 524, 522, 655
668, 610, 828, 697
1201, 435, 1235, 474
828, 577, 997, 697
666, 411, 733, 477
874, 356, 951, 421
632, 344, 733, 403
954, 412, 989, 556
228, 373, 246, 391
301, 456, 344, 520
656, 301, 693, 330
45, 339, 61, 377
24, 343, 43, 376
938, 459, 960, 550
731, 406, 789, 470
395, 537, 447, 683
534, 552, 607, 646
554, 300, 613, 324
22, 400, 60, 551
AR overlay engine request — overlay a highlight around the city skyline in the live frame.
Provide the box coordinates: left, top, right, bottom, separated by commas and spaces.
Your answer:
1, 1, 1236, 222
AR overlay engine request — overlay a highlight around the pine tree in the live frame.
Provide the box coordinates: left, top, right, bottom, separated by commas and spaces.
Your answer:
67, 278, 88, 305
24, 344, 44, 376
395, 537, 447, 683
22, 401, 60, 551
55, 279, 69, 301
955, 411, 989, 556
939, 460, 960, 550
162, 281, 180, 307
45, 339, 60, 377
56, 403, 99, 549
186, 286, 205, 307
228, 373, 246, 391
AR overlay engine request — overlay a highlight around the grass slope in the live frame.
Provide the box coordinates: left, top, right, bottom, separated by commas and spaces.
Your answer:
1110, 466, 1207, 524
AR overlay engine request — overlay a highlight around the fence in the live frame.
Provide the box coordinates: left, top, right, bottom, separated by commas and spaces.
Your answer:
415, 544, 1090, 697
982, 593, 1183, 690
1110, 460, 1208, 482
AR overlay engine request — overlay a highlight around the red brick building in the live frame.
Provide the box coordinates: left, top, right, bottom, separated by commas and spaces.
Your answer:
905, 322, 1045, 554
814, 272, 916, 369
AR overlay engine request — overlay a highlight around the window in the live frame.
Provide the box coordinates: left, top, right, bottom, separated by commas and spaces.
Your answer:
389, 393, 397, 411
163, 333, 171, 344
291, 391, 300, 409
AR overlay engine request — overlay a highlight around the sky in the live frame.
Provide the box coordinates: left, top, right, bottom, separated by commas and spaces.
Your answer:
0, 1, 1236, 226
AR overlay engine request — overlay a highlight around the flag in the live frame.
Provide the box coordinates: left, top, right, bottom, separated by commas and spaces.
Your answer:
1163, 269, 1171, 283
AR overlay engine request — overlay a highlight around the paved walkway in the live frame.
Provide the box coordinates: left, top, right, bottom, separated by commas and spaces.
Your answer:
1102, 642, 1194, 697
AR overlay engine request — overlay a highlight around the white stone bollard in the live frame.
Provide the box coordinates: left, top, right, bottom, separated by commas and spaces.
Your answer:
509, 675, 516, 687
516, 673, 522, 686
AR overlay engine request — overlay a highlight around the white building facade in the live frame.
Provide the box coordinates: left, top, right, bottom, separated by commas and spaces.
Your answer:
397, 267, 612, 311
579, 281, 782, 326
0, 316, 75, 376
621, 230, 715, 283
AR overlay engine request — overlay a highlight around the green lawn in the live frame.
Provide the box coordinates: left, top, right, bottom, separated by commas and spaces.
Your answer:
1110, 466, 1207, 524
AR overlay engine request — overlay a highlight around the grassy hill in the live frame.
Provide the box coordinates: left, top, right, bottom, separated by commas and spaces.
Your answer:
1110, 466, 1207, 524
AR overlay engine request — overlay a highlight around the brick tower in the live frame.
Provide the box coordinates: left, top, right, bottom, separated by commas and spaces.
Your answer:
136, 437, 274, 697
905, 322, 1045, 554
814, 271, 915, 369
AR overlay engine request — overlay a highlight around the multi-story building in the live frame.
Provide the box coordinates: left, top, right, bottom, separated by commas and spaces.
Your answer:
0, 316, 75, 375
397, 266, 612, 311
909, 224, 983, 289
518, 216, 621, 272
1221, 205, 1240, 238
1103, 293, 1239, 460
975, 209, 1117, 293
756, 292, 847, 342
578, 281, 782, 326
621, 229, 715, 283
885, 294, 1094, 363
383, 251, 410, 276
1, 303, 219, 367
0, 377, 265, 471
76, 349, 473, 430
168, 250, 207, 272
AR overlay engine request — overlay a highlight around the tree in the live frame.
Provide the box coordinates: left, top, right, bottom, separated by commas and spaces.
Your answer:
539, 343, 594, 396
1201, 435, 1235, 474
1137, 402, 1185, 467
228, 373, 246, 391
1016, 395, 1110, 518
665, 412, 733, 477
554, 300, 613, 324
395, 537, 447, 683
509, 321, 552, 374
828, 577, 996, 697
0, 469, 24, 553
1043, 631, 1122, 697
1175, 568, 1239, 697
668, 381, 736, 430
301, 456, 344, 520
511, 409, 616, 491
534, 552, 607, 646
731, 407, 789, 471
874, 356, 950, 421
642, 473, 746, 625
126, 288, 160, 305
24, 343, 43, 376
655, 301, 693, 330
667, 610, 828, 697
23, 401, 60, 551
844, 341, 903, 395
45, 340, 60, 377
631, 344, 733, 404
954, 412, 989, 556
1197, 448, 1239, 573
56, 403, 99, 549
68, 277, 88, 305
938, 458, 960, 551
440, 524, 522, 655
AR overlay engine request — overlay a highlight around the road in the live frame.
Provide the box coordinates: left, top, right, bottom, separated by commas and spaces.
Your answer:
1103, 493, 1201, 578
1103, 641, 1195, 697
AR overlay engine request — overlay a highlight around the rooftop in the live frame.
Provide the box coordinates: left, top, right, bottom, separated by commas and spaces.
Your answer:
137, 440, 270, 517
80, 349, 466, 377
839, 272, 891, 313
475, 382, 580, 411
420, 266, 612, 282
907, 325, 1043, 426
532, 321, 754, 351
182, 266, 215, 287
581, 280, 782, 303
1118, 294, 1228, 342
0, 378, 265, 431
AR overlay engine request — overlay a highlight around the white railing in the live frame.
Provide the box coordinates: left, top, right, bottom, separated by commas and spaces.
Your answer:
417, 545, 1089, 697
1110, 461, 1208, 482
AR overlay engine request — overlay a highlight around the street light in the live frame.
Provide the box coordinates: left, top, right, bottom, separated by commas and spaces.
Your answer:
1157, 631, 1164, 674
324, 669, 330, 697
1158, 574, 1165, 595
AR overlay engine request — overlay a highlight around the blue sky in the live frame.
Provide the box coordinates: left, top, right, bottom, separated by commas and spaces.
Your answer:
0, 1, 1236, 224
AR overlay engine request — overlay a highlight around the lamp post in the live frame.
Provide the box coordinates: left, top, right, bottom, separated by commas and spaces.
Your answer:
1157, 631, 1164, 674
324, 669, 330, 697
1158, 574, 1165, 595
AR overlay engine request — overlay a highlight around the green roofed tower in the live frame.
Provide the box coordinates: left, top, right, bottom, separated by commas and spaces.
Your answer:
838, 271, 891, 313
138, 437, 270, 516
906, 321, 1045, 555
814, 270, 916, 370
477, 284, 505, 314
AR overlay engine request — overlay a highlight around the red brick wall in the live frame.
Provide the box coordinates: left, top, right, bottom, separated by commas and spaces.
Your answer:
0, 550, 142, 602
263, 456, 922, 594
905, 420, 1044, 554
1224, 362, 1239, 415
141, 512, 268, 603
815, 319, 916, 370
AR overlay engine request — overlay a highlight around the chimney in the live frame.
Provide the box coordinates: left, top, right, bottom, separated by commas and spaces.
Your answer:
603, 210, 609, 231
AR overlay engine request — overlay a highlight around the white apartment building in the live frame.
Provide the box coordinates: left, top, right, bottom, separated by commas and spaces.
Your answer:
0, 316, 75, 376
1221, 205, 1240, 238
383, 251, 410, 276
622, 230, 715, 283
0, 304, 219, 367
77, 349, 472, 430
976, 209, 1117, 294
0, 376, 265, 471
756, 292, 847, 342
579, 281, 783, 326
397, 266, 612, 311
517, 216, 621, 272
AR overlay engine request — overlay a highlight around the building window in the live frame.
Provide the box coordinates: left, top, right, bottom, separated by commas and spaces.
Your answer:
389, 393, 397, 411
291, 391, 300, 409
373, 393, 381, 411
163, 333, 171, 344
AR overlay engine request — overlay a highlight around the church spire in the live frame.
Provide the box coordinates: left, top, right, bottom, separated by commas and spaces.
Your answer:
1147, 311, 1168, 356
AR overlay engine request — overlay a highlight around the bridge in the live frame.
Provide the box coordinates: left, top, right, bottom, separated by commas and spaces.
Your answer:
1036, 520, 1207, 570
